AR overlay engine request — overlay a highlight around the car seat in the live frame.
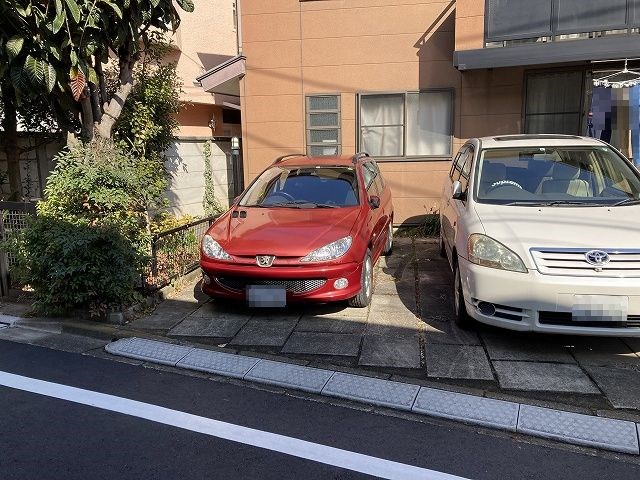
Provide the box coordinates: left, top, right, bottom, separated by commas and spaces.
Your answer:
539, 162, 591, 197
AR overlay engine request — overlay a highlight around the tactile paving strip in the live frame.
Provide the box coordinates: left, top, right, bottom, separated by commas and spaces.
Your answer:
413, 387, 520, 431
177, 349, 259, 379
245, 360, 334, 393
518, 405, 640, 454
105, 337, 193, 366
322, 373, 420, 411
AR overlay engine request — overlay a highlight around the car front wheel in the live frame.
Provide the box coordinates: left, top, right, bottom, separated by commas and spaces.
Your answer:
453, 260, 473, 328
348, 249, 373, 308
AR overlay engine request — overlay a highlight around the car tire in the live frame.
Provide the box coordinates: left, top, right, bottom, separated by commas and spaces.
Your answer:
383, 222, 393, 256
453, 259, 473, 329
348, 249, 373, 308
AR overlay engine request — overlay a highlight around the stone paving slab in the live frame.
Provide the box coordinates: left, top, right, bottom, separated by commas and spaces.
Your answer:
105, 337, 192, 366
245, 360, 333, 393
177, 348, 259, 379
493, 361, 600, 393
373, 278, 415, 296
624, 338, 640, 353
365, 309, 421, 337
413, 387, 520, 431
128, 313, 186, 331
369, 294, 417, 314
229, 316, 298, 347
481, 333, 575, 363
358, 335, 421, 369
425, 344, 494, 380
322, 372, 420, 410
416, 264, 453, 285
570, 338, 640, 369
296, 314, 367, 334
168, 314, 250, 339
418, 284, 455, 322
304, 304, 369, 318
282, 332, 361, 356
0, 314, 20, 325
188, 301, 251, 318
424, 319, 480, 345
585, 366, 640, 410
517, 404, 640, 454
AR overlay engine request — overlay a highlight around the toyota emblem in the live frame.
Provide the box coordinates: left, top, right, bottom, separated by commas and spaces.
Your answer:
585, 250, 610, 266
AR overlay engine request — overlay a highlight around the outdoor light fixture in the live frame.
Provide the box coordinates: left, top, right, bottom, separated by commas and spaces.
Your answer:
208, 113, 217, 130
593, 59, 640, 88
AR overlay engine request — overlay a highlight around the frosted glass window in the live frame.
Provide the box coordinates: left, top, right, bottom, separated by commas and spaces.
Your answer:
306, 95, 340, 156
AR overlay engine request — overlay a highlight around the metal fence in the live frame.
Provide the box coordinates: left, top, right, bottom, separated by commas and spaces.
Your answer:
0, 201, 37, 296
145, 215, 218, 291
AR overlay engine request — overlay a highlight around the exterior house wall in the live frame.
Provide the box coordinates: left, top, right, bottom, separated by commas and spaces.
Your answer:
455, 0, 485, 51
239, 0, 523, 224
165, 0, 241, 215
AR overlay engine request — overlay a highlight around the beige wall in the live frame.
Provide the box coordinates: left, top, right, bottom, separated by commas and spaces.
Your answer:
455, 0, 485, 51
170, 0, 239, 138
240, 0, 523, 224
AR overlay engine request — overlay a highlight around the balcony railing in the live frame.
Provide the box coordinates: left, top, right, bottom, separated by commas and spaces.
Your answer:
486, 0, 640, 43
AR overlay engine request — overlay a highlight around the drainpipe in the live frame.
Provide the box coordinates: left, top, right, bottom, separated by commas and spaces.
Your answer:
235, 0, 243, 55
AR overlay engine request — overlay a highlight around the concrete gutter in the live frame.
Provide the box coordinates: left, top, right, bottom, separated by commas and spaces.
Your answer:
105, 336, 640, 456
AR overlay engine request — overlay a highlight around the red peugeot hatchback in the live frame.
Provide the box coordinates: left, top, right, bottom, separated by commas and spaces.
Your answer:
200, 152, 393, 308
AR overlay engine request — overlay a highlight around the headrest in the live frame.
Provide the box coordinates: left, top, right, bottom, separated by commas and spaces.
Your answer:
551, 162, 580, 181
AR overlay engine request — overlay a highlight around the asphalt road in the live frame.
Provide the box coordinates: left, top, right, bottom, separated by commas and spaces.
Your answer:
0, 339, 639, 480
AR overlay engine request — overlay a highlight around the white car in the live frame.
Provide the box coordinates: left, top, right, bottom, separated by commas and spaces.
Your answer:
440, 134, 640, 336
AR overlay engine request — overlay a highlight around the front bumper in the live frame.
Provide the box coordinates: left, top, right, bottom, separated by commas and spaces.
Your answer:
200, 258, 363, 303
458, 256, 640, 336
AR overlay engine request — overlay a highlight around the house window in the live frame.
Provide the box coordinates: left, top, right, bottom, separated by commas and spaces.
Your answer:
524, 71, 584, 135
306, 95, 341, 156
358, 90, 453, 159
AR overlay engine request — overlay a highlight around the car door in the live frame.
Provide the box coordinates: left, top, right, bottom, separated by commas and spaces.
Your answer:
441, 147, 467, 260
362, 161, 386, 256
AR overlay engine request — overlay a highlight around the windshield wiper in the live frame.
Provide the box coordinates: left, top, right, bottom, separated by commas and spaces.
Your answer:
505, 200, 598, 207
612, 197, 640, 206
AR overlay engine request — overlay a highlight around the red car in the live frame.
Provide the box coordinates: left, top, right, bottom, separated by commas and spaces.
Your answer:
200, 152, 393, 308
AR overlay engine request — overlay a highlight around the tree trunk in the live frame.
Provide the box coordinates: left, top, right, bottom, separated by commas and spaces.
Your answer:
1, 85, 22, 200
80, 88, 95, 141
95, 58, 135, 139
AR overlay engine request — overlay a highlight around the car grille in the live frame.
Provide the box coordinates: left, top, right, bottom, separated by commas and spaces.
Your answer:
215, 277, 326, 294
538, 311, 640, 328
530, 248, 640, 277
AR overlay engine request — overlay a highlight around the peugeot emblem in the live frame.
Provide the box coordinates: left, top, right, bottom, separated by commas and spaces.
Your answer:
256, 255, 275, 267
585, 250, 610, 266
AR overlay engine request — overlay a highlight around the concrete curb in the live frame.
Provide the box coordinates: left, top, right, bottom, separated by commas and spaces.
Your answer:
105, 336, 640, 455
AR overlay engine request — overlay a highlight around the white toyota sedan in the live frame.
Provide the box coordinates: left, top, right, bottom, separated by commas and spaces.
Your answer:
440, 134, 640, 336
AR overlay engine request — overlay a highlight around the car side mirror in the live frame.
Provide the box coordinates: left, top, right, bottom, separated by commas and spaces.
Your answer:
369, 195, 381, 209
452, 181, 466, 201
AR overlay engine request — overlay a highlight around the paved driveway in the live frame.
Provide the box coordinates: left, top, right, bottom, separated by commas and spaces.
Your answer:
129, 238, 640, 414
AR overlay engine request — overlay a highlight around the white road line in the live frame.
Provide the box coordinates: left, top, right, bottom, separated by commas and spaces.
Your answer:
0, 370, 469, 480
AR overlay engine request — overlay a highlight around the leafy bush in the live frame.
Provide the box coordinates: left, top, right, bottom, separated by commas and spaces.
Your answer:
14, 140, 165, 315
396, 214, 441, 238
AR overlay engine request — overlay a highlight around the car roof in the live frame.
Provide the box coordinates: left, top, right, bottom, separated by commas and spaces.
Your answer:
273, 154, 360, 168
475, 134, 605, 149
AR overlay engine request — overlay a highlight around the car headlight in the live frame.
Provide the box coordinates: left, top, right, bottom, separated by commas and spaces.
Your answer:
301, 236, 352, 263
467, 234, 527, 273
202, 234, 232, 261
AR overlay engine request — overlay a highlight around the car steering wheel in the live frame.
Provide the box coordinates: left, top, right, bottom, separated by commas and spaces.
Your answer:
266, 191, 295, 202
487, 180, 523, 193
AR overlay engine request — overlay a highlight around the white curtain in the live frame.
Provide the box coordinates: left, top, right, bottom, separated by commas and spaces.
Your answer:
360, 94, 404, 157
406, 91, 451, 156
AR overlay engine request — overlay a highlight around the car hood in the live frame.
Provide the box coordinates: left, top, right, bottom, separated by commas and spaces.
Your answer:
473, 203, 640, 267
211, 207, 361, 257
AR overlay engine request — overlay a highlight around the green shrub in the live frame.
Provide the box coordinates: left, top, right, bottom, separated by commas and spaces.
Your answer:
396, 214, 441, 238
15, 140, 165, 315
18, 217, 142, 316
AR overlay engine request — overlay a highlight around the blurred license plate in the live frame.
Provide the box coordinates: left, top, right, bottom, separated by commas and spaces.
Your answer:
572, 295, 628, 322
247, 285, 286, 307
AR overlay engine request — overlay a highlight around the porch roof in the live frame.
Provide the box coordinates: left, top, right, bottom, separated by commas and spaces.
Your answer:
196, 55, 246, 96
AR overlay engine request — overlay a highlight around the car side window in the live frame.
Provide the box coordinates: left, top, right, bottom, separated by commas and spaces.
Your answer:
362, 162, 380, 195
458, 147, 474, 192
450, 148, 466, 181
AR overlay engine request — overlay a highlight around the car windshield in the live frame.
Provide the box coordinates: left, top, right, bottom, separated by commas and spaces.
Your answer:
474, 146, 640, 206
239, 165, 360, 208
